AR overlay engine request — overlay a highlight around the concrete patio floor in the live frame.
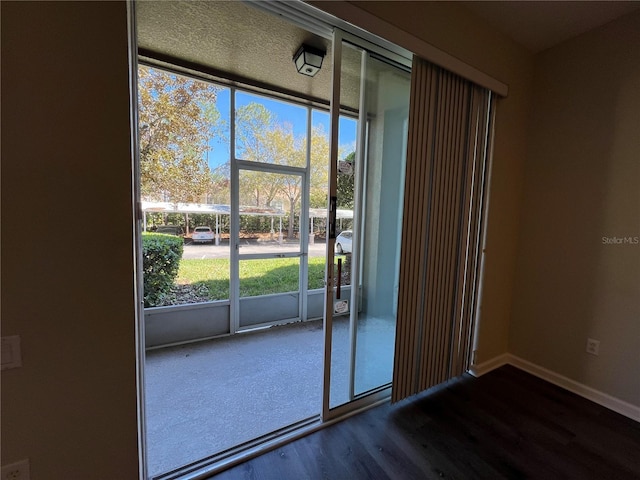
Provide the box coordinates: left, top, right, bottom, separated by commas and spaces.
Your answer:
144, 315, 395, 477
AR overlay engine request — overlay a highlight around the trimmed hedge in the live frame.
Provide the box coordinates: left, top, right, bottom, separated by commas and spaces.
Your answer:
142, 232, 184, 307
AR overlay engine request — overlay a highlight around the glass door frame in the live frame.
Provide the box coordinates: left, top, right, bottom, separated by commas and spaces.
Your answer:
322, 29, 412, 421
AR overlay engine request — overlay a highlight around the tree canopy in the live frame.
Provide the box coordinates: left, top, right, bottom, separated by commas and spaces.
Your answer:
138, 66, 219, 203
337, 151, 355, 209
237, 103, 331, 237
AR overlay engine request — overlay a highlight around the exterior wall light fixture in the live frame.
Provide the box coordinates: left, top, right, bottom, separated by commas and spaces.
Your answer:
293, 44, 325, 77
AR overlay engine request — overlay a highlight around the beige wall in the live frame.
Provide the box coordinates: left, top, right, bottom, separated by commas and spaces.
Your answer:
312, 1, 534, 362
1, 2, 140, 478
510, 11, 640, 405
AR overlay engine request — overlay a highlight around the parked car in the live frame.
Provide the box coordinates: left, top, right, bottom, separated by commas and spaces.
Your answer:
192, 226, 215, 243
155, 225, 184, 236
336, 230, 352, 253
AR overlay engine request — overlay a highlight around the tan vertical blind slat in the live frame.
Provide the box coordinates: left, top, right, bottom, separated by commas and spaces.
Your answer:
395, 67, 413, 397
418, 66, 443, 390
446, 79, 465, 378
393, 57, 494, 403
444, 77, 465, 381
394, 57, 434, 401
403, 64, 425, 396
450, 85, 475, 376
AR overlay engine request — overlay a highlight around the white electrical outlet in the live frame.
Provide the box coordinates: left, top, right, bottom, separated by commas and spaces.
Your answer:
586, 338, 600, 356
1, 459, 30, 480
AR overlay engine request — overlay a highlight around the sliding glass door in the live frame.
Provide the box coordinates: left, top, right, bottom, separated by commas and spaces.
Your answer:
324, 31, 411, 416
137, 3, 413, 472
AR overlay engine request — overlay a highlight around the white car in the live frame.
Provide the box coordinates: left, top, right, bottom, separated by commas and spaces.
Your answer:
192, 226, 214, 243
336, 230, 352, 254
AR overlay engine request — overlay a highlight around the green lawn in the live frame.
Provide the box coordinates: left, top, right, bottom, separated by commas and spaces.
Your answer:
177, 257, 327, 300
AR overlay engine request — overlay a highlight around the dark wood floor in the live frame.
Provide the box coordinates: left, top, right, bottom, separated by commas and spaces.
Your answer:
214, 365, 640, 480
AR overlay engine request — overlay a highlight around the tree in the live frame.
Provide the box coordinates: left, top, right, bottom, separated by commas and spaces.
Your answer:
309, 125, 330, 208
230, 103, 343, 238
264, 127, 306, 238
236, 104, 281, 209
235, 103, 274, 162
337, 151, 355, 209
236, 104, 307, 238
138, 66, 219, 203
209, 166, 230, 204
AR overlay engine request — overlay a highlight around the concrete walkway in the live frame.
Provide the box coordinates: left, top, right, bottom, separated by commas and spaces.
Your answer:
145, 316, 395, 476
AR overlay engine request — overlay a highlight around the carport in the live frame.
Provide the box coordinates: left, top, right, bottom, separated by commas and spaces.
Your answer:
141, 201, 286, 245
308, 207, 353, 243
142, 201, 353, 245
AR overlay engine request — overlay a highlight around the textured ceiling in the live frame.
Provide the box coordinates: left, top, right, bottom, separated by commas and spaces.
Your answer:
136, 0, 640, 109
136, 0, 362, 110
462, 1, 640, 53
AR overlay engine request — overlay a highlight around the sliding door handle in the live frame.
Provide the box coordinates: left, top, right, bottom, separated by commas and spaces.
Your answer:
329, 196, 337, 239
336, 258, 342, 299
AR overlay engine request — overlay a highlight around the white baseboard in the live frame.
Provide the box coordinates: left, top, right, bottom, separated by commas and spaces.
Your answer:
468, 353, 509, 377
469, 353, 640, 422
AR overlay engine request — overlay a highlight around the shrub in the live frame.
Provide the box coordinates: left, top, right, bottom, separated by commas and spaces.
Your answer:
142, 232, 184, 307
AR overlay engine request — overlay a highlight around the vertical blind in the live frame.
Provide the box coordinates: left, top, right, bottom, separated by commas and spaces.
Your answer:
392, 56, 494, 403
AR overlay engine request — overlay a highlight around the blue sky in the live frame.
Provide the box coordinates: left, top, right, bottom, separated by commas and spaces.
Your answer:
207, 88, 357, 169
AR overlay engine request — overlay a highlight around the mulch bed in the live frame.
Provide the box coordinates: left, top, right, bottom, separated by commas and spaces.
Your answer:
159, 283, 212, 306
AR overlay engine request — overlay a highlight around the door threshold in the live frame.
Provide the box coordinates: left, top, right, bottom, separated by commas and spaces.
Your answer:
152, 416, 321, 480
151, 388, 391, 480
